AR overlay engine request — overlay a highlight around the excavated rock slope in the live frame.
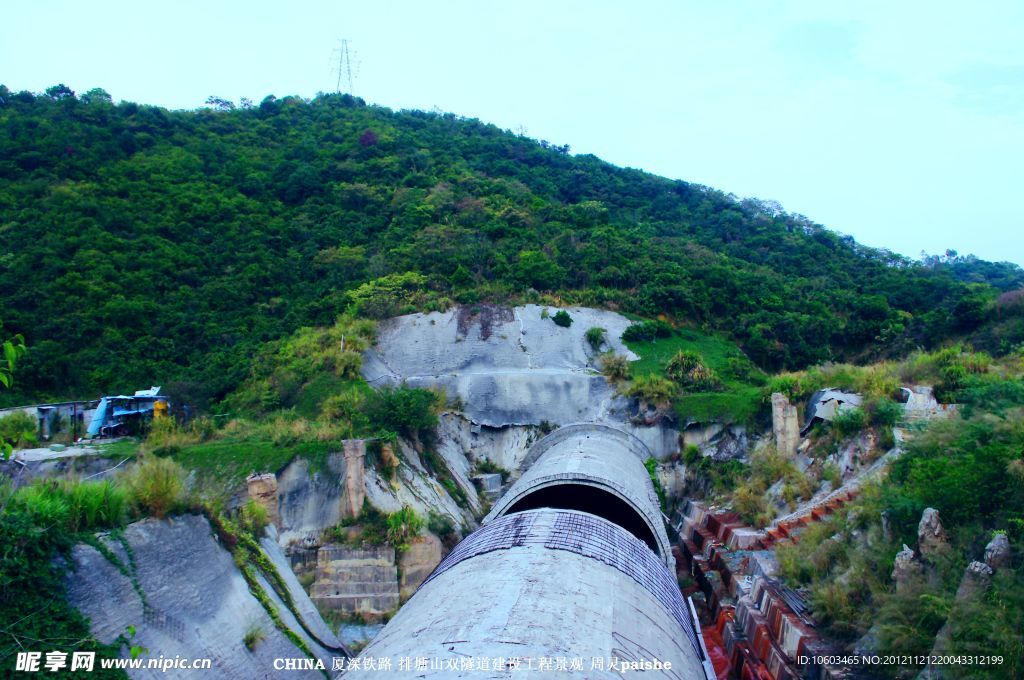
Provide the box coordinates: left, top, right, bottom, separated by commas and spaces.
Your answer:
363, 305, 636, 427
363, 305, 679, 458
65, 515, 343, 679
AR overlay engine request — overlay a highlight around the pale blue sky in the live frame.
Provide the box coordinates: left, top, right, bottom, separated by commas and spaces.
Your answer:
3, 1, 1022, 265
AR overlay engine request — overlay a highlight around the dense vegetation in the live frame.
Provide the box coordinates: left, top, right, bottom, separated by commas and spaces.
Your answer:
760, 348, 1024, 677
2, 84, 1022, 409
0, 456, 192, 678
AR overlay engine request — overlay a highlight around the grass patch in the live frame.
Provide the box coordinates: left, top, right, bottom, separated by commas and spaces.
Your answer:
171, 438, 333, 489
623, 326, 766, 424
676, 388, 763, 424
98, 438, 143, 459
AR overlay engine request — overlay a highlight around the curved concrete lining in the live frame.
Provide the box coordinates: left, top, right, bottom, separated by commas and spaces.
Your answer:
346, 509, 706, 679
485, 424, 673, 568
519, 422, 654, 469
504, 480, 661, 552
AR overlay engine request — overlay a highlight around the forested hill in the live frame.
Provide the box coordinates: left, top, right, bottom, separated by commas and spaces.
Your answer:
1, 85, 1022, 407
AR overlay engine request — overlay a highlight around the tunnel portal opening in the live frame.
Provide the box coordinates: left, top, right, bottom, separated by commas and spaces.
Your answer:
504, 483, 660, 554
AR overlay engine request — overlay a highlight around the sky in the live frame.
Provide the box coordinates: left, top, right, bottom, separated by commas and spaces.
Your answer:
3, 0, 1022, 266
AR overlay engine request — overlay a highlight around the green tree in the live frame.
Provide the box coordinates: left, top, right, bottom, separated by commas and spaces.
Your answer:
515, 250, 564, 290
1, 321, 26, 458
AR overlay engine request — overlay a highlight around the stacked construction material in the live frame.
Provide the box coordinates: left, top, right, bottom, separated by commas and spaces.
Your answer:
728, 577, 844, 680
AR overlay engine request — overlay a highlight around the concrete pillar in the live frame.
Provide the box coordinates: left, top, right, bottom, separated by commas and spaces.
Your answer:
771, 393, 799, 457
245, 472, 279, 527
342, 439, 366, 518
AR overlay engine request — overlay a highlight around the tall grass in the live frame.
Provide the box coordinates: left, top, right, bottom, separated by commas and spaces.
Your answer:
121, 456, 186, 519
144, 416, 215, 455
66, 480, 127, 531
10, 478, 127, 532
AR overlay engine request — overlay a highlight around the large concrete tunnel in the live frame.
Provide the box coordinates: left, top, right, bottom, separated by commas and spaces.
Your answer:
347, 424, 713, 678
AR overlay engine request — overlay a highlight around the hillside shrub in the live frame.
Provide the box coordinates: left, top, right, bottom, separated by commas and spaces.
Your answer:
385, 506, 423, 552
552, 310, 573, 327
599, 353, 631, 383
865, 397, 903, 428
121, 456, 186, 519
362, 386, 439, 443
622, 320, 673, 342
585, 326, 606, 350
624, 375, 676, 407
347, 272, 429, 318
666, 350, 719, 391
66, 480, 127, 531
0, 411, 37, 450
240, 499, 269, 536
832, 408, 867, 438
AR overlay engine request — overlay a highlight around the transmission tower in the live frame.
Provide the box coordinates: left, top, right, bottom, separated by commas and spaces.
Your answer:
332, 39, 360, 95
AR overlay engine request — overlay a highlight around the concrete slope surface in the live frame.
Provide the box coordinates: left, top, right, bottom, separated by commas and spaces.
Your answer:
362, 305, 636, 427
65, 515, 339, 679
363, 305, 680, 458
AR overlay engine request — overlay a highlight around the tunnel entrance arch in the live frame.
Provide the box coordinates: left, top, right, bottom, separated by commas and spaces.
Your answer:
504, 482, 659, 553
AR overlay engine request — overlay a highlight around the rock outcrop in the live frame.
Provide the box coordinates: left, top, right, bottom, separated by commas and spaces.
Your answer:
892, 544, 924, 591
984, 532, 1010, 570
246, 472, 279, 526
917, 508, 950, 560
681, 422, 754, 461
920, 561, 995, 679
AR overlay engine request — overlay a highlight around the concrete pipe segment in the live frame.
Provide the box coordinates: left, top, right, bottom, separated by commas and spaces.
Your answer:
345, 424, 711, 679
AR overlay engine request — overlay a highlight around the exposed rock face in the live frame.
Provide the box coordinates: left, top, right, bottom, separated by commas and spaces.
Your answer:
984, 533, 1011, 571
836, 431, 882, 476
770, 393, 799, 457
881, 511, 894, 543
955, 561, 993, 600
343, 439, 367, 518
363, 305, 636, 427
472, 473, 503, 501
362, 306, 681, 459
918, 508, 950, 559
246, 472, 279, 527
681, 422, 753, 461
436, 413, 536, 472
276, 455, 345, 549
65, 515, 342, 679
398, 532, 443, 601
892, 544, 924, 591
921, 560, 995, 679
275, 438, 473, 552
310, 545, 399, 621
